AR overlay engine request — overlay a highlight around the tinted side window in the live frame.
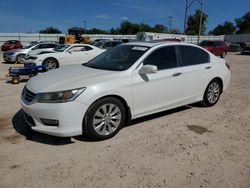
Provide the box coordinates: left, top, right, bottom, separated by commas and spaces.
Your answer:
47, 44, 57, 48
179, 46, 209, 66
84, 46, 93, 51
36, 44, 49, 49
144, 46, 177, 70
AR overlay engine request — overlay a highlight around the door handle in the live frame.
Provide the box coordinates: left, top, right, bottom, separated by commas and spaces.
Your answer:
172, 72, 182, 77
205, 66, 212, 69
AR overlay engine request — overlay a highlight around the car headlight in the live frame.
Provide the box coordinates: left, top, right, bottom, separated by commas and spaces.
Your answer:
37, 88, 86, 103
7, 53, 15, 56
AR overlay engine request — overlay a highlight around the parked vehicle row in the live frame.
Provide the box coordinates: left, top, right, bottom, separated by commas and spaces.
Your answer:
3, 42, 60, 63
21, 42, 231, 140
23, 44, 106, 70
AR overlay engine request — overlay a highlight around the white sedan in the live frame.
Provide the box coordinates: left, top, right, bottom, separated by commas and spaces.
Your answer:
23, 44, 106, 70
21, 42, 231, 140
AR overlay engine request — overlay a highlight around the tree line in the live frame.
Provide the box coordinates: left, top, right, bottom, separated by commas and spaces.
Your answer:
39, 11, 250, 36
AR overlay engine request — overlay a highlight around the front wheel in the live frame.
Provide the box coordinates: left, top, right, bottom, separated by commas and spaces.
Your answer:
42, 58, 58, 71
221, 51, 227, 58
201, 79, 222, 107
83, 97, 126, 140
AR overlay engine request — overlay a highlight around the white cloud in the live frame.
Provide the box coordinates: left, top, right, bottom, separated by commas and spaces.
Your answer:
110, 3, 150, 11
96, 14, 110, 19
121, 16, 128, 20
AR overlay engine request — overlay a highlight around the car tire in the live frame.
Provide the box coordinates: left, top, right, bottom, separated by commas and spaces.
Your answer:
83, 97, 126, 140
201, 79, 222, 107
42, 58, 58, 71
15, 54, 25, 64
221, 51, 226, 58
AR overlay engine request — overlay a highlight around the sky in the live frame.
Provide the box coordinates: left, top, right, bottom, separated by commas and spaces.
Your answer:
0, 0, 249, 33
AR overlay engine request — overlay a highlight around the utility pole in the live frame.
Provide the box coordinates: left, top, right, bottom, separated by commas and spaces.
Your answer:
197, 0, 204, 43
168, 16, 173, 33
183, 0, 196, 33
84, 20, 87, 34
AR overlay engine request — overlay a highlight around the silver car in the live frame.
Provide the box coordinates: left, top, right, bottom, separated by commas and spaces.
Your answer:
3, 42, 59, 63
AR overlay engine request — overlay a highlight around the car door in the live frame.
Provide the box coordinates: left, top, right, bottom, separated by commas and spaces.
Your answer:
80, 46, 99, 62
63, 46, 86, 64
178, 45, 212, 104
132, 46, 182, 117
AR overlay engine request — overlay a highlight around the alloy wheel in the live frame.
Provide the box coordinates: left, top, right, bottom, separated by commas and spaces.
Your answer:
93, 103, 121, 136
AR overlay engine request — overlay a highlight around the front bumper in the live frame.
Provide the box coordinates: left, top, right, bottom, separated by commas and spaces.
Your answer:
21, 98, 89, 137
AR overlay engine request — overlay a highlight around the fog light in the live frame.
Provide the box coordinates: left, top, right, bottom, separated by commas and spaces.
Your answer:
40, 118, 59, 126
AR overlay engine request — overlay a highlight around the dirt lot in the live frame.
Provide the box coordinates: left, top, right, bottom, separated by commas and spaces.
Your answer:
0, 51, 249, 188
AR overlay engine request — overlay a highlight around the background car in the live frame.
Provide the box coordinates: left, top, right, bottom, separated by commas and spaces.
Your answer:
241, 43, 250, 55
3, 42, 60, 63
227, 43, 241, 52
99, 40, 122, 50
21, 42, 231, 140
1, 40, 23, 51
23, 44, 106, 70
199, 40, 227, 58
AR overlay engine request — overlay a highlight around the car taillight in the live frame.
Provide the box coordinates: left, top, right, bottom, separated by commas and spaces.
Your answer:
225, 62, 231, 70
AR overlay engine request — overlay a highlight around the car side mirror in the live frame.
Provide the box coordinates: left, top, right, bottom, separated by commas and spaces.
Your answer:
139, 65, 158, 75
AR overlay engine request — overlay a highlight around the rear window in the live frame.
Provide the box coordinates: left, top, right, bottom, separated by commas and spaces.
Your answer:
179, 46, 209, 66
199, 41, 215, 46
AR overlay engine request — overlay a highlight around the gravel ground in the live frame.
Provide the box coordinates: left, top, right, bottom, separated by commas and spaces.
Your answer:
0, 51, 249, 188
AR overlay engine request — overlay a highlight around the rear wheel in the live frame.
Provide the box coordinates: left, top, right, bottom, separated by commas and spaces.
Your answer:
221, 51, 226, 58
201, 79, 222, 107
42, 58, 58, 71
83, 97, 125, 140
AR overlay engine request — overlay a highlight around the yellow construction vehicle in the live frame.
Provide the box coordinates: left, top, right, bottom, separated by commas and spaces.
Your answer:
59, 35, 91, 44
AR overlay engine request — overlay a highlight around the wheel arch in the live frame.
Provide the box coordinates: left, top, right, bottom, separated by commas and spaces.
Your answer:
42, 57, 59, 68
82, 94, 132, 130
208, 77, 223, 94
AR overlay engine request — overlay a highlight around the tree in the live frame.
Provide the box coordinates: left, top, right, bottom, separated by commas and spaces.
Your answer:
120, 21, 140, 34
39, 27, 62, 34
68, 27, 85, 35
110, 27, 120, 34
170, 28, 181, 34
209, 21, 236, 35
185, 9, 208, 35
138, 23, 152, 32
235, 12, 250, 34
153, 24, 165, 33
86, 28, 109, 34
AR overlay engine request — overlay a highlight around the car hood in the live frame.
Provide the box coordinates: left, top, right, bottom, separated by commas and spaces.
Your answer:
5, 48, 27, 54
26, 64, 120, 93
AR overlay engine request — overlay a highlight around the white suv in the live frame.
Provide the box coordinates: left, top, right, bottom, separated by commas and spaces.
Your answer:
21, 42, 231, 140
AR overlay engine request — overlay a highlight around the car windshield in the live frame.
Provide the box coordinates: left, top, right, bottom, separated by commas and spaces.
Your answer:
23, 44, 35, 49
54, 44, 70, 52
199, 41, 215, 46
84, 45, 149, 71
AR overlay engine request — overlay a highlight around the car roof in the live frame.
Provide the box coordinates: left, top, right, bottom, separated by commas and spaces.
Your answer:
123, 41, 194, 48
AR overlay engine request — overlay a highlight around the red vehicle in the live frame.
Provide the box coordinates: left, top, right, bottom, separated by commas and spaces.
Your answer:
1, 40, 23, 51
199, 40, 227, 58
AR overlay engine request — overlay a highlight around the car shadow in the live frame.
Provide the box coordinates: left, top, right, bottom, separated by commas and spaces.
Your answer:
12, 103, 200, 144
12, 109, 74, 145
126, 105, 192, 127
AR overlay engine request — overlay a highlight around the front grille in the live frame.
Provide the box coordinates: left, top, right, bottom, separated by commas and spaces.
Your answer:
24, 87, 36, 102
